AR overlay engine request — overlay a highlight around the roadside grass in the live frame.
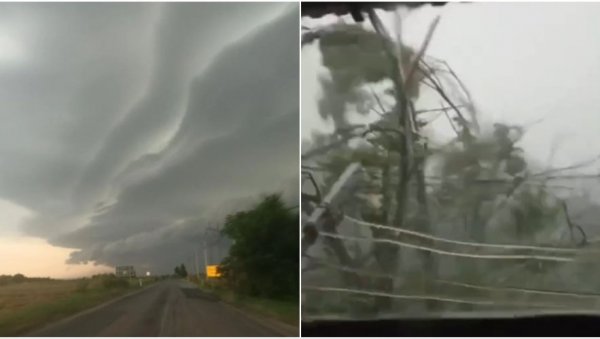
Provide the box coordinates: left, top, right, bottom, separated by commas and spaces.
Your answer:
0, 276, 157, 336
196, 281, 298, 327
222, 292, 298, 327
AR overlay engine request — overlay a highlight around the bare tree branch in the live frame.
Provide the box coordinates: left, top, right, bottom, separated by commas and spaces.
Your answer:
441, 104, 459, 136
415, 105, 467, 114
369, 86, 389, 116
532, 153, 600, 178
420, 60, 470, 130
404, 16, 441, 88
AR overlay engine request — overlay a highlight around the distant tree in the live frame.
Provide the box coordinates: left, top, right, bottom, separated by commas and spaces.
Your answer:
220, 194, 299, 299
174, 266, 181, 277
179, 264, 188, 278
12, 273, 26, 283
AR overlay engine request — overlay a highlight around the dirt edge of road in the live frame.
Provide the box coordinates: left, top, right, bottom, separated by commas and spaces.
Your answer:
200, 289, 298, 337
193, 285, 299, 336
26, 283, 155, 336
218, 300, 299, 337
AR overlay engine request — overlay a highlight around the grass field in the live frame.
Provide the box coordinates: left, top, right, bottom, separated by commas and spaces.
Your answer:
0, 275, 156, 336
197, 281, 298, 327
220, 292, 299, 327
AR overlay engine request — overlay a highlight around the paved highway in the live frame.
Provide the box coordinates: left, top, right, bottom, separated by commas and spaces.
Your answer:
30, 280, 297, 337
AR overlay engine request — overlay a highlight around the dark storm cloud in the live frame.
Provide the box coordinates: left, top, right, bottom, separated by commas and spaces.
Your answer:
70, 3, 287, 211
0, 3, 156, 217
0, 3, 299, 273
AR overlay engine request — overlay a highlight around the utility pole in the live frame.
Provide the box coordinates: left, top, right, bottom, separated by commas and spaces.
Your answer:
194, 249, 200, 282
201, 226, 221, 282
203, 238, 209, 273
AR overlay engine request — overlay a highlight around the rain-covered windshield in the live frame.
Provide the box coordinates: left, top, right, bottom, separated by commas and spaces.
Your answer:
301, 2, 600, 321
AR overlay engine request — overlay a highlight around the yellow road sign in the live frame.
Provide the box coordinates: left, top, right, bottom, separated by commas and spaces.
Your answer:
206, 265, 221, 278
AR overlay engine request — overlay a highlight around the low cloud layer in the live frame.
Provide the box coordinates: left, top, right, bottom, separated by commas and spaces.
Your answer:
0, 3, 299, 274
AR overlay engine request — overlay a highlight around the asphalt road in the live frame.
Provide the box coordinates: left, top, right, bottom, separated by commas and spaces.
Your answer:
30, 280, 295, 337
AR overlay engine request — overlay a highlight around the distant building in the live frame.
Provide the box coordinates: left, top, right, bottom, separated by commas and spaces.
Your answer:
115, 266, 136, 278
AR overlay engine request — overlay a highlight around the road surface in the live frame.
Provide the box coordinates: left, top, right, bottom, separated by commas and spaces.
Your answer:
30, 280, 296, 337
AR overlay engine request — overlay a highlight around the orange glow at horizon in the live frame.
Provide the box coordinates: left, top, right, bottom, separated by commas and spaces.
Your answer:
0, 198, 113, 279
0, 236, 113, 279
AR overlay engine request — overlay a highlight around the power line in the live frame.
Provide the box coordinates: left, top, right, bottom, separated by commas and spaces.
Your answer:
344, 215, 583, 254
305, 257, 600, 300
319, 232, 575, 262
302, 286, 568, 310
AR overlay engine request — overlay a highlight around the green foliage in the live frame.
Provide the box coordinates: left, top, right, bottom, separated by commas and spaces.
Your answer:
12, 274, 25, 283
100, 274, 129, 290
0, 283, 134, 336
0, 274, 52, 286
320, 24, 393, 85
219, 194, 298, 300
430, 122, 562, 244
174, 264, 188, 278
316, 24, 423, 130
75, 279, 89, 293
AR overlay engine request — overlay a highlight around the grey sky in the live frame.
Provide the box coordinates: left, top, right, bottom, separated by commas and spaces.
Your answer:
302, 2, 600, 191
0, 2, 299, 275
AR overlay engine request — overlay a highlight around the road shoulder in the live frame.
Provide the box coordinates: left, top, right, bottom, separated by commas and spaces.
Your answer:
26, 283, 156, 336
217, 299, 299, 337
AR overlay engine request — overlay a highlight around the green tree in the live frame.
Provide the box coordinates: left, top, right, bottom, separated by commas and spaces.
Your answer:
179, 264, 188, 278
174, 264, 187, 278
12, 273, 26, 283
220, 194, 298, 299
